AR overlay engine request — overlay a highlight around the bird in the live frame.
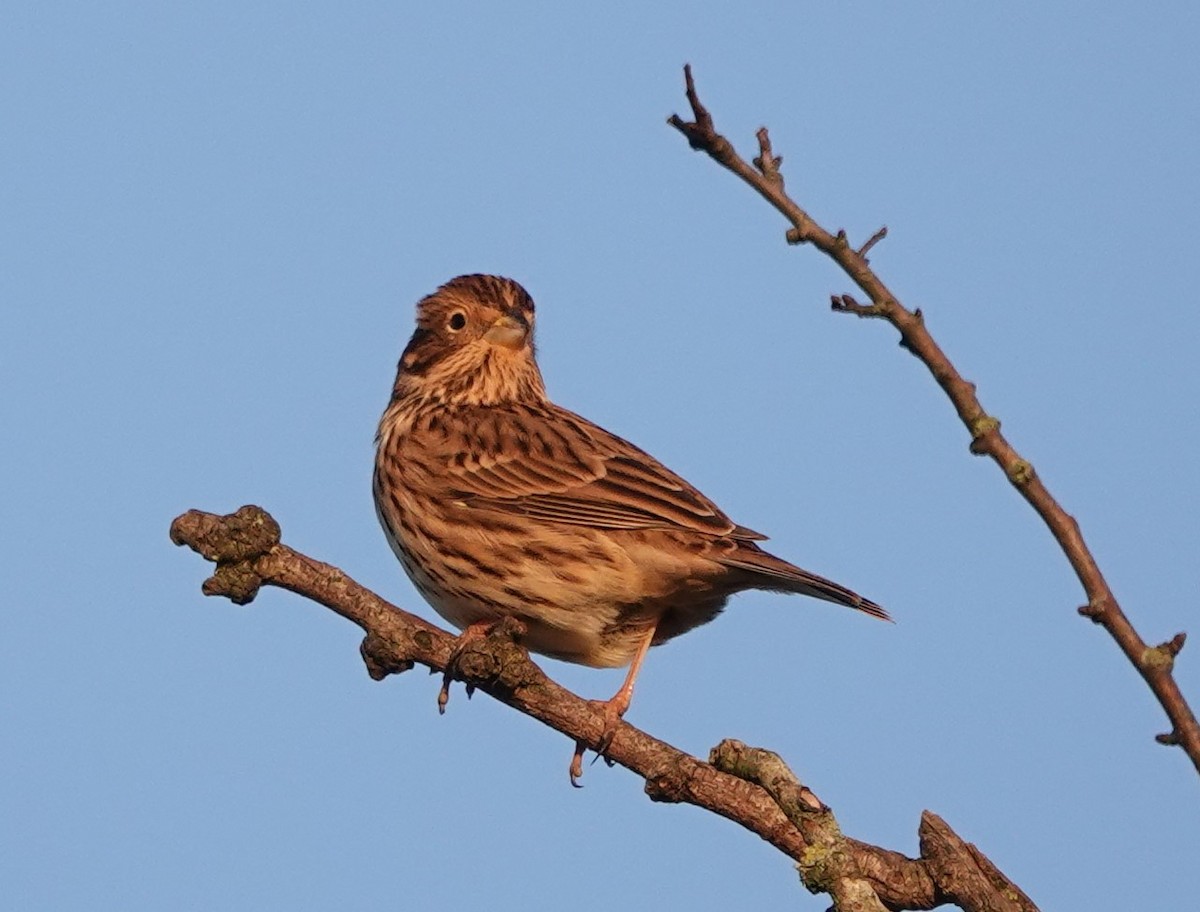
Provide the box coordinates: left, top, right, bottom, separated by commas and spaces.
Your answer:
373, 274, 887, 782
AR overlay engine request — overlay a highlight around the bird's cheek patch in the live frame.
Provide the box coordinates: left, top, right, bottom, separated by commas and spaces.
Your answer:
400, 328, 437, 375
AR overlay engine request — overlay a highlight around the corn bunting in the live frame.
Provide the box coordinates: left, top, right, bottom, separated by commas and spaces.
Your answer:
374, 274, 887, 781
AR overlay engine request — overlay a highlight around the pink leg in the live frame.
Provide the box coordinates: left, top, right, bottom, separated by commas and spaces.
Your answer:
570, 625, 656, 786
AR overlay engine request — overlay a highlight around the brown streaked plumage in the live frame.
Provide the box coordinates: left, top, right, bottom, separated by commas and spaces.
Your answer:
374, 274, 887, 780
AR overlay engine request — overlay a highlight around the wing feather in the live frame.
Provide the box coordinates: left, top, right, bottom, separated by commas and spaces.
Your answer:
431, 403, 762, 539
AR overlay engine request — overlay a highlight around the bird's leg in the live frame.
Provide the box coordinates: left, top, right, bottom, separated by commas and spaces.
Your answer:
598, 627, 655, 742
569, 625, 656, 786
438, 619, 495, 714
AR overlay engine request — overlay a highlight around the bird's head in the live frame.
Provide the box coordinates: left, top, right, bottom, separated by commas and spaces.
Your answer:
390, 274, 547, 409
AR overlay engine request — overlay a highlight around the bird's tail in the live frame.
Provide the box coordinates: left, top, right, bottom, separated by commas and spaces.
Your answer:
720, 547, 890, 622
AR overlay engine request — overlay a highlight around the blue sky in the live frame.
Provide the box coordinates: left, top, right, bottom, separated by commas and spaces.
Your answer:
3, 3, 1198, 910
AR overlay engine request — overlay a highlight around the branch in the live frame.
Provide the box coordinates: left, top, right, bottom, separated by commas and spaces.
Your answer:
171, 505, 1036, 911
712, 741, 1038, 912
668, 63, 1200, 776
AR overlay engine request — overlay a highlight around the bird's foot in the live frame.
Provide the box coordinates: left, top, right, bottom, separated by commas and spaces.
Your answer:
568, 697, 627, 787
437, 620, 495, 714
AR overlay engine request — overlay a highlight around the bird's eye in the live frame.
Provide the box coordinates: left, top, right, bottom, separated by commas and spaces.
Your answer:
448, 311, 467, 331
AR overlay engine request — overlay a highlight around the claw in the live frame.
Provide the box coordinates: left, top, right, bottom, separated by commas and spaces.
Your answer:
567, 697, 627, 783
570, 740, 587, 787
437, 620, 494, 714
594, 700, 622, 757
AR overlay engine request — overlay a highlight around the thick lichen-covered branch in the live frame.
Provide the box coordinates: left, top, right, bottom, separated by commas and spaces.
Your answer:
171, 505, 1034, 911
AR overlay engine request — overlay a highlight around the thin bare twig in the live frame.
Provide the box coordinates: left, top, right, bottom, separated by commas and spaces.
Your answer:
668, 63, 1200, 775
171, 505, 1036, 911
857, 226, 888, 261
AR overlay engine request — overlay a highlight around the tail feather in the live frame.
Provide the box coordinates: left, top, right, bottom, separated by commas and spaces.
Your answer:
720, 547, 891, 622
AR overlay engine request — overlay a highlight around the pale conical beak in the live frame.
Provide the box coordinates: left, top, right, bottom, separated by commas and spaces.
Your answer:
483, 313, 529, 350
